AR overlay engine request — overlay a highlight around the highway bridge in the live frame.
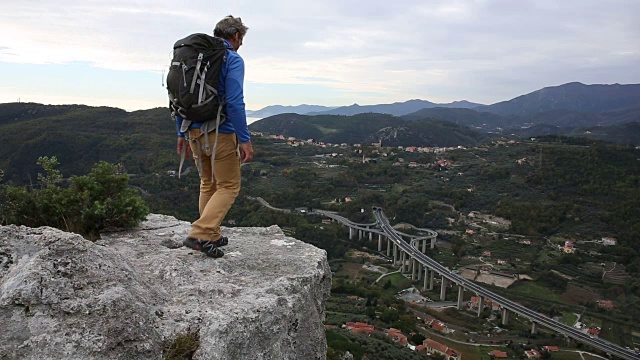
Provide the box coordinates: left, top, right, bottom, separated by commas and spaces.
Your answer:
315, 207, 639, 360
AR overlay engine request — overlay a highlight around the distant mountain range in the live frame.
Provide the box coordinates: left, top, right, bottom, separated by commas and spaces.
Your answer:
250, 82, 640, 146
246, 100, 483, 118
305, 99, 483, 116
246, 104, 336, 118
247, 83, 640, 132
478, 82, 640, 116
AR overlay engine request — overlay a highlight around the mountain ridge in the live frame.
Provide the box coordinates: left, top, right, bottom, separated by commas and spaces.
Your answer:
246, 104, 337, 118
306, 99, 484, 116
478, 82, 640, 116
249, 113, 492, 147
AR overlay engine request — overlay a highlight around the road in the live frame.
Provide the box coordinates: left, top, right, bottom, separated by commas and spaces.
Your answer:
251, 198, 638, 359
316, 206, 639, 360
371, 207, 638, 360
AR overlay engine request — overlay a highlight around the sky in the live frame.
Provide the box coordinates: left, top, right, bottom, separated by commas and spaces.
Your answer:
1, 0, 639, 111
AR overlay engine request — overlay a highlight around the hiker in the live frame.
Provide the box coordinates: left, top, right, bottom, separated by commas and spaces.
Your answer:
174, 15, 254, 258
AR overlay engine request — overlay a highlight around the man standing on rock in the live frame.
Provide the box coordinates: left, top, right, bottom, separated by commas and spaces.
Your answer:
176, 15, 254, 258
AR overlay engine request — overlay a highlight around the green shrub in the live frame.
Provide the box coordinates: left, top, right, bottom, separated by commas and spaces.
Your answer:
163, 329, 200, 360
0, 156, 149, 240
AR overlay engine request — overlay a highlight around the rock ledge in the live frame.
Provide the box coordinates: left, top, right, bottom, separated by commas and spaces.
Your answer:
0, 214, 331, 359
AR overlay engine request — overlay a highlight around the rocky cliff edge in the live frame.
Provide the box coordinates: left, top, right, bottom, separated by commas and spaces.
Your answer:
0, 214, 331, 359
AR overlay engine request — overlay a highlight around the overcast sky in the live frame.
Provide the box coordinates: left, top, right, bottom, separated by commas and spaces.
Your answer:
1, 0, 639, 111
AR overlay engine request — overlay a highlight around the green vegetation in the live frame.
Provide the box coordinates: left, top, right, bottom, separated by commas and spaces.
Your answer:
560, 312, 578, 326
326, 329, 429, 360
163, 329, 200, 360
380, 273, 413, 294
250, 112, 492, 147
510, 281, 561, 302
0, 157, 148, 239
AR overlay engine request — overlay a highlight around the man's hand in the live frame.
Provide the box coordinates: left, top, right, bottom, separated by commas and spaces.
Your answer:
240, 141, 254, 163
177, 137, 191, 158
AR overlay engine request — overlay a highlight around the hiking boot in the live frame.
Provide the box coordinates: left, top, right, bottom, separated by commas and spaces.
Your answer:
183, 237, 225, 258
199, 240, 224, 258
212, 236, 229, 247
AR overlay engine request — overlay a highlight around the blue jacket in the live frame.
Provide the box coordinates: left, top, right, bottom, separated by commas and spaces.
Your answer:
175, 39, 251, 143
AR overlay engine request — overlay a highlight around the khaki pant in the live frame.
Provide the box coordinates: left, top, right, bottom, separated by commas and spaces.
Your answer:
187, 129, 241, 241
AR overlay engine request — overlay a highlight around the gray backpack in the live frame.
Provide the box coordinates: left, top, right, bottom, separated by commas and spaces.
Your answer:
167, 33, 231, 177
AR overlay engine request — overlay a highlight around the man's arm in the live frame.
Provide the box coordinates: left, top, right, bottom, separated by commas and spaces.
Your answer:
225, 54, 253, 162
175, 114, 191, 157
225, 55, 251, 144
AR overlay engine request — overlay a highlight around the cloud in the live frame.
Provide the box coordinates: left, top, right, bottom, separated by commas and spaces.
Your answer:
1, 0, 639, 108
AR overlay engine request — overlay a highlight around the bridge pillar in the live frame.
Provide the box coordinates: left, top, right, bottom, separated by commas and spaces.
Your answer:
377, 235, 382, 252
401, 251, 406, 272
423, 268, 429, 290
410, 259, 415, 280
417, 263, 422, 281
502, 308, 509, 325
477, 297, 484, 317
422, 239, 427, 253
429, 270, 435, 290
440, 277, 448, 301
358, 230, 363, 240
457, 286, 465, 310
405, 253, 410, 273
369, 231, 373, 241
531, 322, 537, 334
430, 236, 436, 249
386, 238, 391, 256
349, 227, 354, 240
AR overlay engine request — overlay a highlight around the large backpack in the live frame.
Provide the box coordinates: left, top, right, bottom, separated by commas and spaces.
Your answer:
167, 33, 229, 124
167, 34, 230, 177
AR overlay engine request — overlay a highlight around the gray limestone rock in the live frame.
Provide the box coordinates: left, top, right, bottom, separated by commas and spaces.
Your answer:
0, 214, 331, 359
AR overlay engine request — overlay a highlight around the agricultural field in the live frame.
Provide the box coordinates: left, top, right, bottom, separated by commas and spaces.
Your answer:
379, 273, 414, 295
560, 312, 578, 326
333, 261, 380, 283
550, 351, 585, 360
477, 238, 542, 264
508, 281, 562, 302
560, 284, 600, 305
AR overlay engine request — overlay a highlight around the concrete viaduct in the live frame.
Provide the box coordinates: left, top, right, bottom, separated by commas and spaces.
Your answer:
313, 208, 639, 360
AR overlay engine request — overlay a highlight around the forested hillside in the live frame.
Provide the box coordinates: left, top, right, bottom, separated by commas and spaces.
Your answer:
249, 113, 492, 147
478, 82, 640, 116
0, 103, 175, 183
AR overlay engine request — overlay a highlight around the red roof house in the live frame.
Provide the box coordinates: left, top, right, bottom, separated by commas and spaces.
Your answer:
387, 328, 408, 346
424, 339, 461, 360
432, 321, 447, 333
525, 350, 541, 359
489, 350, 508, 358
345, 322, 374, 335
